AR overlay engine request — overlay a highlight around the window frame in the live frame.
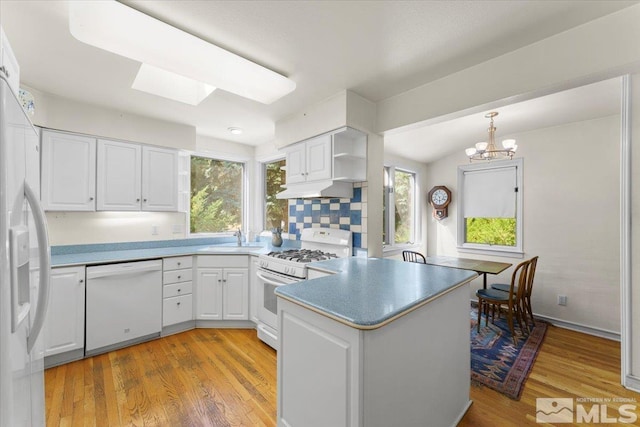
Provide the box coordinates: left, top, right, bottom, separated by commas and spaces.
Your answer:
383, 165, 420, 251
262, 156, 288, 232
456, 158, 524, 257
187, 151, 248, 238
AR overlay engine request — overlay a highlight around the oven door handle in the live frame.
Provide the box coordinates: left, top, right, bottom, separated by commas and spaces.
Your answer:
256, 271, 292, 287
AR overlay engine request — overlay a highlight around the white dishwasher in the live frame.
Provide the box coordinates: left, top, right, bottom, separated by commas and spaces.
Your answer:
85, 259, 162, 355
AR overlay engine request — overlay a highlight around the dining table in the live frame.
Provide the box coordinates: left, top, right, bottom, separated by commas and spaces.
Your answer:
423, 255, 512, 289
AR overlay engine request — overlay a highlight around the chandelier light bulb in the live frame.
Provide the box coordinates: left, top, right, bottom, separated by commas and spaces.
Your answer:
465, 148, 477, 156
475, 142, 488, 151
502, 139, 516, 149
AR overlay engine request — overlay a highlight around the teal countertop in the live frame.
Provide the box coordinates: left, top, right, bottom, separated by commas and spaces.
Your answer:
50, 238, 298, 267
275, 257, 477, 330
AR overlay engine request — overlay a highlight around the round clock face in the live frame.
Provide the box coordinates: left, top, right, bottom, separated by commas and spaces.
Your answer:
431, 189, 449, 206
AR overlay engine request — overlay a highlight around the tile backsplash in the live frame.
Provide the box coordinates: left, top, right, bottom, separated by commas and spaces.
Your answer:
287, 182, 368, 250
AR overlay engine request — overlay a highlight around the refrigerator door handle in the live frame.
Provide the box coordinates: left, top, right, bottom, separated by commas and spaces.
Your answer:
24, 181, 51, 353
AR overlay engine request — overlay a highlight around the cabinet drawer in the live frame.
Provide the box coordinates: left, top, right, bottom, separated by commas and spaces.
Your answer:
164, 256, 193, 271
163, 269, 193, 284
163, 294, 193, 326
163, 282, 193, 298
197, 255, 248, 268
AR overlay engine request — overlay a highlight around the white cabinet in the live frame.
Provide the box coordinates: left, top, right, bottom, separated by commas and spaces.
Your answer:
162, 256, 194, 327
285, 134, 332, 184
142, 145, 178, 211
97, 140, 178, 211
41, 130, 96, 211
96, 139, 142, 211
283, 128, 367, 186
196, 256, 249, 321
0, 27, 20, 97
44, 266, 85, 357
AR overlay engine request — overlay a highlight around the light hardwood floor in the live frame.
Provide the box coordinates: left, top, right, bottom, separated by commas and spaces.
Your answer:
45, 326, 639, 426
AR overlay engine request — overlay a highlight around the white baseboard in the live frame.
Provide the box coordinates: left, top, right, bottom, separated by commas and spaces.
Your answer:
533, 313, 620, 341
469, 298, 620, 341
624, 375, 640, 393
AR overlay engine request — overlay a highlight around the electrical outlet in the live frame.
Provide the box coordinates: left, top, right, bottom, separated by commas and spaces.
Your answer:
558, 295, 568, 306
151, 225, 159, 235
172, 224, 182, 234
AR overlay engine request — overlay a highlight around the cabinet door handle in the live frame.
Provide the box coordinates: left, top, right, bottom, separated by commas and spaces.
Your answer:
89, 197, 94, 201
177, 262, 181, 266
143, 198, 147, 202
79, 279, 84, 283
177, 288, 181, 292
177, 275, 181, 279
218, 279, 221, 282
177, 302, 181, 306
223, 279, 227, 282
136, 198, 140, 202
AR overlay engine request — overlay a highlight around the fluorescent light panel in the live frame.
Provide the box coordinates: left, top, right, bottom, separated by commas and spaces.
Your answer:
69, 1, 296, 104
132, 63, 215, 105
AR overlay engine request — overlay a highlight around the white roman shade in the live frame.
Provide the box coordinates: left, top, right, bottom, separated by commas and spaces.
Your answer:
463, 166, 517, 218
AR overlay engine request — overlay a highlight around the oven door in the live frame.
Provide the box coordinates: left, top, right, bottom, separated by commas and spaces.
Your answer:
256, 268, 299, 331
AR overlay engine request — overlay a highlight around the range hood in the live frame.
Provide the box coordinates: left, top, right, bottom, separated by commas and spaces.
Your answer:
276, 180, 353, 199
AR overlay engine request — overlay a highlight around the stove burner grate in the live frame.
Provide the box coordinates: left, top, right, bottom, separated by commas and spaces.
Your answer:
266, 249, 338, 263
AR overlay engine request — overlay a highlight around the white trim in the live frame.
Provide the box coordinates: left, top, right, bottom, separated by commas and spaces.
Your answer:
620, 75, 633, 385
457, 158, 524, 255
624, 375, 640, 393
533, 313, 621, 342
383, 165, 420, 246
187, 153, 248, 238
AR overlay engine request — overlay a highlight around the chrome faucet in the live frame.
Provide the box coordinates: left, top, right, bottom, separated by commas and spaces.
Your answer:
233, 228, 242, 246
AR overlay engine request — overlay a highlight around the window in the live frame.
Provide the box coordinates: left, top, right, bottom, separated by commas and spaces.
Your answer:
383, 166, 417, 246
457, 159, 523, 255
190, 155, 244, 234
264, 159, 288, 230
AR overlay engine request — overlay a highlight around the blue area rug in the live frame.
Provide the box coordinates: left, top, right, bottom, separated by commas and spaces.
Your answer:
470, 304, 548, 400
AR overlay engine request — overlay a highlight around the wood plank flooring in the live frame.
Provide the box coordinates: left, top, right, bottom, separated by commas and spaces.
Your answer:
45, 326, 640, 426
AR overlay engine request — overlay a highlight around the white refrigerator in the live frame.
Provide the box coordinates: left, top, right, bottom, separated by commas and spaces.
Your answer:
0, 72, 50, 425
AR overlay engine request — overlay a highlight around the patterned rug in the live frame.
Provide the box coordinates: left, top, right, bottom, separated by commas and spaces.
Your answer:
470, 303, 548, 400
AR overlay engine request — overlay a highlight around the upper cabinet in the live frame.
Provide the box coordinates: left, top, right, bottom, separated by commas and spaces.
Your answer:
41, 130, 96, 211
42, 129, 179, 212
285, 134, 332, 184
96, 141, 178, 211
283, 127, 367, 185
97, 139, 142, 211
0, 27, 20, 97
141, 146, 178, 211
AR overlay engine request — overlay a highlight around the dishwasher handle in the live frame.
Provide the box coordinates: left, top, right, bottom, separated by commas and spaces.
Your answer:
87, 261, 162, 280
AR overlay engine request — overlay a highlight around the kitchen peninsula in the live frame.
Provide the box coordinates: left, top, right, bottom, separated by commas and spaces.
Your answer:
275, 257, 477, 427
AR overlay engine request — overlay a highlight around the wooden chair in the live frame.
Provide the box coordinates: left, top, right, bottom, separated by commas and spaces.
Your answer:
476, 259, 530, 345
402, 250, 426, 263
491, 256, 538, 327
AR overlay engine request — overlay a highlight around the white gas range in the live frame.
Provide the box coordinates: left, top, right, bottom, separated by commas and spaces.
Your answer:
255, 228, 352, 349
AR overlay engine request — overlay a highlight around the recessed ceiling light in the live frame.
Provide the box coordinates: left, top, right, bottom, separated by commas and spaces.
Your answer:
228, 127, 243, 135
68, 1, 296, 104
132, 63, 216, 105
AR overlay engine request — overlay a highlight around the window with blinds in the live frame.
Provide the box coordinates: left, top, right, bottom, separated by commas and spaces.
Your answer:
457, 159, 523, 254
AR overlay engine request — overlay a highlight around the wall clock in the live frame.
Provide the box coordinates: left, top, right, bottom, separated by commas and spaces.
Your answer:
428, 186, 451, 220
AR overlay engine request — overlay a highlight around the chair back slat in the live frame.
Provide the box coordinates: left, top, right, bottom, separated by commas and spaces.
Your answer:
508, 260, 530, 308
525, 256, 539, 298
402, 251, 426, 264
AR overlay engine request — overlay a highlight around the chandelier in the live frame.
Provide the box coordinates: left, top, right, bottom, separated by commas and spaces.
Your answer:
465, 112, 517, 161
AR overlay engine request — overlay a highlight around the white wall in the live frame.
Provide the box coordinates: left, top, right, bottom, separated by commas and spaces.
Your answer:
425, 115, 621, 335
377, 4, 640, 133
24, 85, 196, 150
45, 211, 187, 245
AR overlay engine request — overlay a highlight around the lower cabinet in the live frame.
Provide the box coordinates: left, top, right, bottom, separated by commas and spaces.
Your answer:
162, 256, 194, 327
196, 255, 249, 321
44, 266, 85, 357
